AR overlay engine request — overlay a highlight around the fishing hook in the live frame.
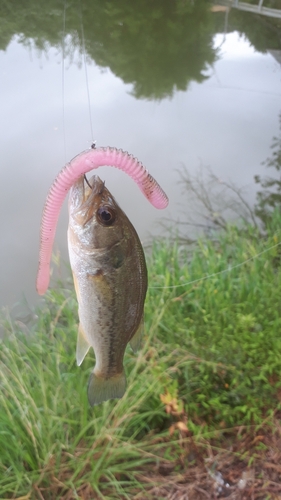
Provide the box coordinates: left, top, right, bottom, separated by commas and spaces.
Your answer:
84, 174, 92, 189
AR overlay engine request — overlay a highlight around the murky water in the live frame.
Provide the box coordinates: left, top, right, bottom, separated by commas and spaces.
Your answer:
1, 1, 281, 310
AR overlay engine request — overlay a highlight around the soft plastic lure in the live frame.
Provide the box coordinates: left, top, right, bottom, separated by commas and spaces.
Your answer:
36, 147, 168, 295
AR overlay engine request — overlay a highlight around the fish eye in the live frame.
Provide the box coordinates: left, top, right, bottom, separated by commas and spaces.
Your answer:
97, 206, 116, 226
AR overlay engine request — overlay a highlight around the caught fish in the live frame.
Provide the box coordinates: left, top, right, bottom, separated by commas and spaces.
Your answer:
68, 175, 147, 405
36, 146, 168, 405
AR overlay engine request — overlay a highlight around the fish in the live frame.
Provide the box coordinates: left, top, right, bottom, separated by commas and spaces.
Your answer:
67, 174, 148, 406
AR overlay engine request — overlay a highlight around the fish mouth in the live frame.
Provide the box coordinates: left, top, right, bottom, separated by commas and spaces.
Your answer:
70, 175, 105, 210
69, 175, 115, 227
84, 174, 105, 199
81, 175, 106, 225
84, 175, 105, 200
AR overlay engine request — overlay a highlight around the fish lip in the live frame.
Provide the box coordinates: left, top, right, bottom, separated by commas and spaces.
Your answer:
85, 175, 105, 197
70, 175, 106, 218
83, 175, 105, 205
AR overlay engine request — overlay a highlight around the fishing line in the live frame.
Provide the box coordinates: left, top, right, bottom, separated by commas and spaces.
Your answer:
149, 239, 281, 290
61, 0, 94, 162
79, 0, 94, 143
61, 0, 67, 163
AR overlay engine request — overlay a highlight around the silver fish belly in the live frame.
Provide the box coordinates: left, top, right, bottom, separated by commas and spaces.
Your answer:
67, 175, 147, 406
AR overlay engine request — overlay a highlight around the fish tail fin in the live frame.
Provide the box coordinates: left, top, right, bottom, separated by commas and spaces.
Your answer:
87, 370, 126, 406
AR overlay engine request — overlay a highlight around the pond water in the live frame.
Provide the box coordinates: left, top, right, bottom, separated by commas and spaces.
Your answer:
0, 1, 281, 310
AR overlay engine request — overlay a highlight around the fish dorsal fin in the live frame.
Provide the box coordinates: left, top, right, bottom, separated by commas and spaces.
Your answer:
76, 323, 91, 366
129, 315, 144, 353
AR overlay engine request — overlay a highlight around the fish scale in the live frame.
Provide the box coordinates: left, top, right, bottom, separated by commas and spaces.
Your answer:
68, 174, 148, 406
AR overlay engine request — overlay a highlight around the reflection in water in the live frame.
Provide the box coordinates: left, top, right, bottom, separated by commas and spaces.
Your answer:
218, 6, 281, 53
1, 0, 218, 100
80, 1, 217, 100
1, 1, 281, 100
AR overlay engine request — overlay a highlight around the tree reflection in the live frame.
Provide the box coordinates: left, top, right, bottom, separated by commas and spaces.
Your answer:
213, 8, 281, 53
0, 0, 217, 100
80, 0, 217, 99
1, 1, 281, 100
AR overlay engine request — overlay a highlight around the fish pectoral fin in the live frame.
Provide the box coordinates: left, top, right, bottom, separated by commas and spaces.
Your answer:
129, 316, 144, 354
87, 371, 126, 406
76, 323, 91, 366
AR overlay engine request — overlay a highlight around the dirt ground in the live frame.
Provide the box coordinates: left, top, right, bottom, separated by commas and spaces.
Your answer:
133, 415, 281, 500
33, 414, 281, 500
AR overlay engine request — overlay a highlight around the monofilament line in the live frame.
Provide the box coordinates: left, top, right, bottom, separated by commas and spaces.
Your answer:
149, 240, 281, 290
61, 0, 67, 163
79, 0, 94, 143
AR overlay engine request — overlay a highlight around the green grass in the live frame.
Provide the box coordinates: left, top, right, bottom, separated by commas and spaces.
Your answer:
0, 210, 281, 498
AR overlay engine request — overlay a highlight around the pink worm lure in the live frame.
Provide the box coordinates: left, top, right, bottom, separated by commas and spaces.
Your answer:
36, 147, 169, 295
